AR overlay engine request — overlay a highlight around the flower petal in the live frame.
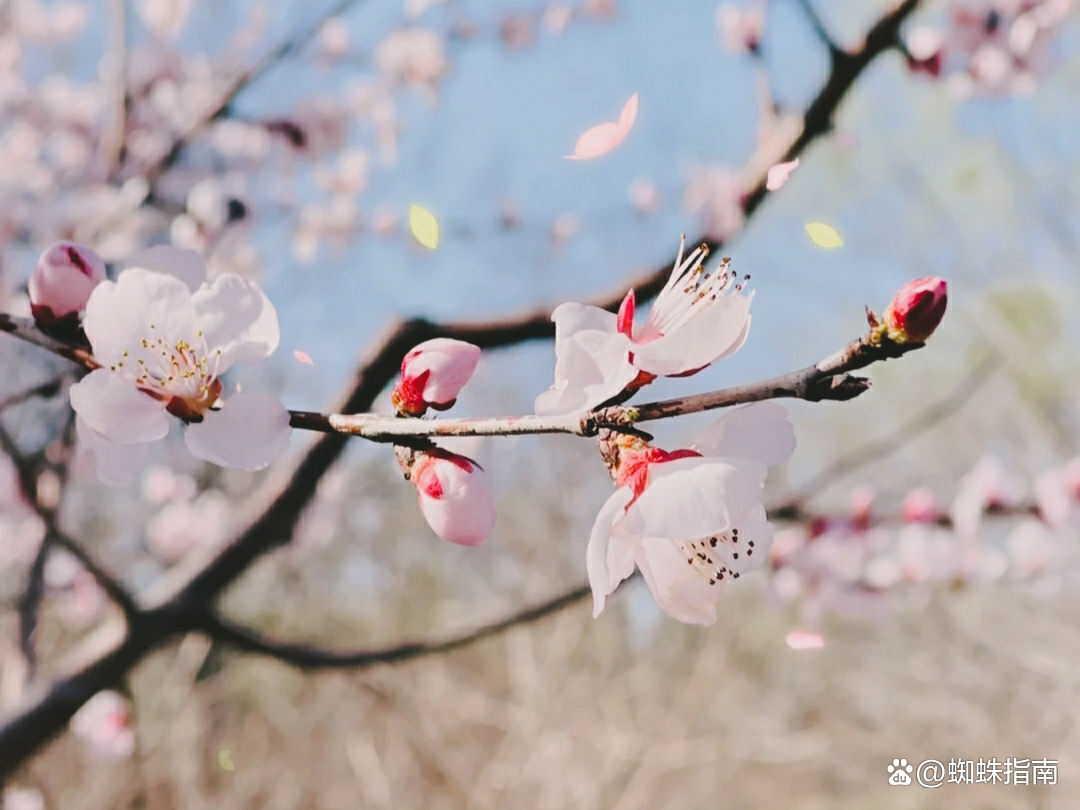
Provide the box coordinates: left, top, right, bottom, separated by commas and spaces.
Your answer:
183, 393, 291, 470
621, 456, 767, 539
565, 94, 638, 160
766, 158, 799, 191
692, 402, 796, 466
634, 535, 719, 626
586, 487, 636, 617
534, 303, 636, 415
191, 273, 280, 369
415, 452, 497, 546
124, 245, 207, 291
631, 292, 753, 376
75, 417, 151, 487
70, 369, 169, 444
83, 269, 199, 368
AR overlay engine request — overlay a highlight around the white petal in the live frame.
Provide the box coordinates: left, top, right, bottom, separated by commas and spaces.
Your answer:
711, 502, 773, 574
83, 268, 198, 367
586, 487, 636, 617
632, 293, 753, 376
692, 402, 796, 466
184, 393, 291, 470
76, 417, 150, 487
622, 456, 767, 539
535, 303, 636, 415
634, 536, 719, 626
70, 370, 169, 444
124, 245, 206, 290
191, 273, 280, 369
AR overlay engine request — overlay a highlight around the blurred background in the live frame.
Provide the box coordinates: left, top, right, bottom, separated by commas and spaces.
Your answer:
1, 0, 1080, 807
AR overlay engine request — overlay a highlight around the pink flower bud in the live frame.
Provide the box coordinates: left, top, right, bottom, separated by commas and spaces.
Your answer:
29, 242, 106, 326
393, 338, 481, 415
883, 276, 947, 343
411, 449, 496, 546
901, 487, 942, 524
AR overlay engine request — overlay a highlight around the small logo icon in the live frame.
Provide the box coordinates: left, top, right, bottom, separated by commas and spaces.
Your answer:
917, 759, 945, 788
888, 758, 913, 786
218, 749, 236, 772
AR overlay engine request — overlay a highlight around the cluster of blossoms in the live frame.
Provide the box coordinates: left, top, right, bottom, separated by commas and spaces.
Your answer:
906, 0, 1074, 96
28, 240, 292, 486
766, 454, 1080, 632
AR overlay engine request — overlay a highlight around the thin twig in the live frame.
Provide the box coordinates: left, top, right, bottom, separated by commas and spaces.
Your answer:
191, 585, 593, 671
792, 0, 846, 59
0, 375, 67, 412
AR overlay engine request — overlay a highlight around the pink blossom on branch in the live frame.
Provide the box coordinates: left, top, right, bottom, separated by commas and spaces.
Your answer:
588, 402, 795, 625
28, 241, 106, 328
409, 449, 497, 546
392, 338, 482, 416
535, 235, 752, 415
69, 247, 291, 486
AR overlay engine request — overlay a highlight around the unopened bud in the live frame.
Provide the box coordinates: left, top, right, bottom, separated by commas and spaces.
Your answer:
29, 242, 106, 327
882, 276, 947, 343
410, 449, 496, 546
392, 338, 481, 416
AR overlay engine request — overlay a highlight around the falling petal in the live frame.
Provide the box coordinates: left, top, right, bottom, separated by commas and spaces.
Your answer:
785, 630, 825, 650
766, 158, 799, 191
409, 205, 440, 249
805, 222, 843, 249
235, 382, 242, 393
294, 350, 314, 366
219, 749, 236, 771
566, 94, 638, 160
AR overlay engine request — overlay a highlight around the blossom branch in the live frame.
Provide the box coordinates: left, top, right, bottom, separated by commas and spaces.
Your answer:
792, 0, 845, 59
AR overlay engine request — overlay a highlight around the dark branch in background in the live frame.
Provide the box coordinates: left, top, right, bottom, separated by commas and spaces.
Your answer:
0, 0, 926, 777
191, 585, 593, 671
0, 376, 67, 413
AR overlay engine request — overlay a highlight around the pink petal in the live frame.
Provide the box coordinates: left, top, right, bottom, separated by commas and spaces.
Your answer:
565, 94, 638, 160
766, 158, 799, 191
294, 350, 314, 366
184, 393, 292, 470
785, 630, 825, 650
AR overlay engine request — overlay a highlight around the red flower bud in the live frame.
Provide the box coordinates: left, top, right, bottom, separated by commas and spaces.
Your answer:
883, 276, 947, 343
29, 241, 106, 327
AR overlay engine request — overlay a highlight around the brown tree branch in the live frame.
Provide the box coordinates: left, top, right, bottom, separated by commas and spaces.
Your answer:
0, 0, 926, 778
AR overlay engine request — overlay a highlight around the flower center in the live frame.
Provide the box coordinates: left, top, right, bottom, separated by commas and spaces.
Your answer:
108, 325, 224, 419
680, 526, 755, 586
641, 235, 748, 341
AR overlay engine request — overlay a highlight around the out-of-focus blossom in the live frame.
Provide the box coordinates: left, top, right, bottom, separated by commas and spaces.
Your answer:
141, 465, 197, 505
542, 3, 574, 34
1034, 461, 1080, 531
535, 236, 752, 415
409, 449, 497, 546
404, 0, 448, 19
147, 489, 229, 563
69, 247, 291, 485
70, 691, 135, 760
914, 0, 1074, 96
29, 241, 106, 327
627, 177, 661, 215
499, 197, 523, 230
716, 2, 765, 54
849, 485, 874, 532
682, 165, 747, 242
265, 101, 350, 158
137, 0, 193, 40
901, 487, 943, 524
584, 0, 619, 21
549, 213, 580, 249
588, 402, 795, 625
500, 14, 535, 50
1007, 520, 1055, 578
319, 17, 350, 60
374, 28, 449, 92
882, 277, 948, 343
370, 204, 399, 236
392, 338, 482, 415
950, 454, 1026, 539
2, 787, 44, 810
